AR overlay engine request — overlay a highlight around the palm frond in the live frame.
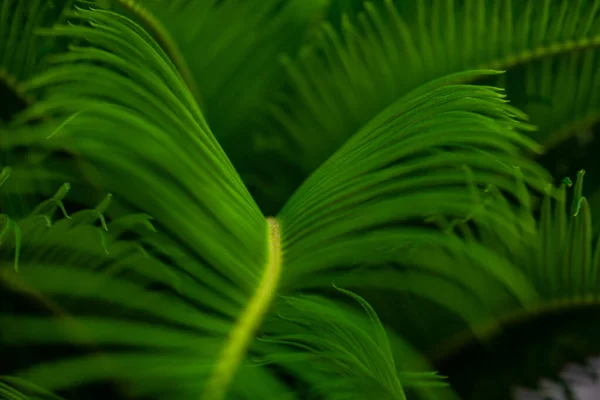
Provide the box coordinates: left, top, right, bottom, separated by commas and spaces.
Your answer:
103, 0, 329, 138
88, 0, 332, 214
257, 287, 417, 400
5, 3, 588, 400
389, 168, 600, 367
259, 70, 582, 374
0, 4, 434, 400
276, 70, 551, 299
14, 4, 265, 259
1, 4, 278, 399
259, 0, 600, 176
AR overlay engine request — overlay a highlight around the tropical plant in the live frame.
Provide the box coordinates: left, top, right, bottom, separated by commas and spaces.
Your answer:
1, 1, 600, 400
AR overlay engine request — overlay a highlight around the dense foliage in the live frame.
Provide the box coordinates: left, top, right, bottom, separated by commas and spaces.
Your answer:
2, 1, 600, 399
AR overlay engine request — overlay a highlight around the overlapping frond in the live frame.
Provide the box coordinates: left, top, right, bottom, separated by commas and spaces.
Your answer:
260, 71, 573, 369
460, 170, 600, 306
14, 4, 265, 267
0, 167, 162, 308
0, 168, 160, 399
277, 70, 551, 297
394, 169, 600, 400
1, 4, 286, 399
261, 0, 600, 175
0, 4, 443, 400
258, 288, 416, 400
362, 169, 600, 374
255, 289, 459, 400
105, 0, 329, 138
0, 3, 539, 399
91, 0, 332, 214
6, 2, 596, 400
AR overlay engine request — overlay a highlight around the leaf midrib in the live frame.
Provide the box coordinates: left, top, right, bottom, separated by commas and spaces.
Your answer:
484, 36, 600, 72
203, 217, 282, 400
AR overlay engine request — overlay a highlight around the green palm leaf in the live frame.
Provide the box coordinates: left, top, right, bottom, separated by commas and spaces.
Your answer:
257, 0, 600, 187
276, 71, 551, 298
99, 0, 332, 214
414, 170, 600, 400
1, 2, 574, 400
380, 169, 600, 379
2, 4, 274, 399
102, 0, 329, 138
1, 4, 422, 399
257, 287, 431, 400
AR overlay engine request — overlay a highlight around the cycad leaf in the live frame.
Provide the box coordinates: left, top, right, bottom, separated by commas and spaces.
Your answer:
393, 169, 600, 368
472, 169, 600, 304
258, 287, 409, 400
16, 4, 266, 275
3, 3, 580, 400
103, 0, 329, 139
89, 0, 332, 214
265, 71, 564, 354
3, 4, 282, 399
277, 70, 550, 294
100, 0, 332, 215
256, 288, 454, 400
2, 4, 426, 400
262, 0, 600, 174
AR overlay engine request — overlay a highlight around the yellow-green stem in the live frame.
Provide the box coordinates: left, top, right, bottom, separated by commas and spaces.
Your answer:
203, 217, 282, 400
